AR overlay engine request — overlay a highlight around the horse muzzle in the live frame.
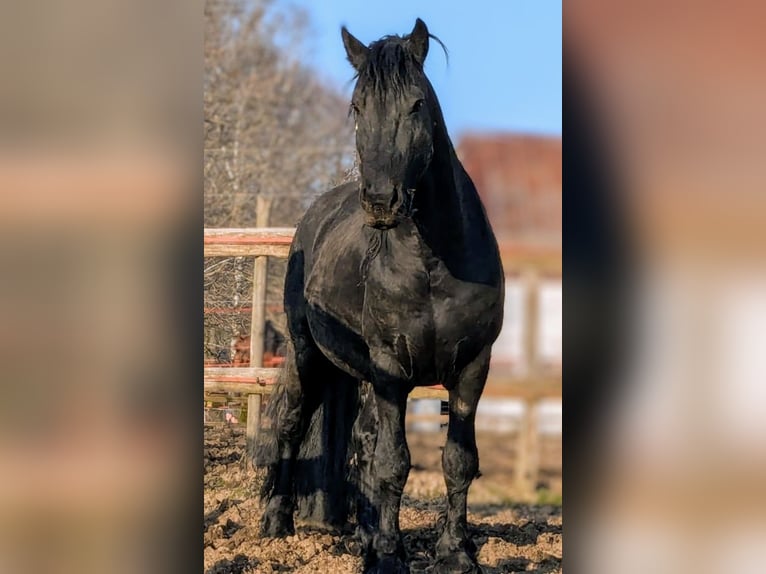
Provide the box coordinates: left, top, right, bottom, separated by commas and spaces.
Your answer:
365, 213, 398, 229
360, 186, 414, 229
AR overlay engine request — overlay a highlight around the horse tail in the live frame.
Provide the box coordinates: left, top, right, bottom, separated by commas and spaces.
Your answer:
294, 370, 362, 528
258, 357, 373, 530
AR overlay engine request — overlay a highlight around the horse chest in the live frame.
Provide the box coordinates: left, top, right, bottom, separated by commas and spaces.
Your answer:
362, 246, 433, 336
363, 248, 493, 383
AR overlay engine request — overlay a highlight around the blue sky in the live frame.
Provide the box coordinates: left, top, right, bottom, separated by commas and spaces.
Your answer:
283, 0, 561, 138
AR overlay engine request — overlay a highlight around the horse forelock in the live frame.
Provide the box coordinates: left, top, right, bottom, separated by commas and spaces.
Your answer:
356, 37, 423, 101
354, 29, 448, 100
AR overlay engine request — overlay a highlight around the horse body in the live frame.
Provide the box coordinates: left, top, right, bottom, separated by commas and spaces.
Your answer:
258, 19, 503, 574
298, 181, 502, 390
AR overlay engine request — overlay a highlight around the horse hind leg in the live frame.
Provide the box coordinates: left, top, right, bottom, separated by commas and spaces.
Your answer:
260, 334, 362, 536
258, 340, 321, 537
434, 347, 491, 574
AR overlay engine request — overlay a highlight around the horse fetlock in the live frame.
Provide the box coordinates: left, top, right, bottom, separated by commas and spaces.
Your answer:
436, 527, 470, 556
260, 512, 294, 538
354, 524, 375, 555
365, 533, 408, 574
435, 527, 481, 574
259, 496, 295, 538
372, 532, 405, 557
364, 555, 410, 574
432, 550, 482, 574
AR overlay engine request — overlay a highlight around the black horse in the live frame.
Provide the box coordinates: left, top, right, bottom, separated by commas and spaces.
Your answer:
258, 19, 504, 574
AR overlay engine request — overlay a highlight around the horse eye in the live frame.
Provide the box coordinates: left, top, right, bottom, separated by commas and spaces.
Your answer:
410, 99, 425, 114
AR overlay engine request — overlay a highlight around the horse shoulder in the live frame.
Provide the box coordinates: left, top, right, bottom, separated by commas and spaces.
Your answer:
300, 186, 368, 319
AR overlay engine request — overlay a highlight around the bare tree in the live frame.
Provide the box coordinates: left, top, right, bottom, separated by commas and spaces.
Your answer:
204, 0, 355, 360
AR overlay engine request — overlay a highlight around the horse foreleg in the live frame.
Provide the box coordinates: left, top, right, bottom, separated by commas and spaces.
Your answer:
365, 383, 410, 574
435, 347, 490, 574
353, 382, 379, 555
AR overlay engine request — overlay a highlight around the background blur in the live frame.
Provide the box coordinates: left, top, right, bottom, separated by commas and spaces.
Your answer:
566, 2, 766, 572
4, 0, 766, 572
0, 0, 201, 573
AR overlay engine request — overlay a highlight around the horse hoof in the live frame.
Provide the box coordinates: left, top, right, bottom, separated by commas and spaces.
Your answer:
432, 552, 483, 574
364, 555, 410, 574
346, 529, 371, 557
259, 507, 294, 538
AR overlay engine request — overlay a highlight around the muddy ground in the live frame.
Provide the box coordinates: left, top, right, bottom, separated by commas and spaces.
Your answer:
204, 424, 561, 573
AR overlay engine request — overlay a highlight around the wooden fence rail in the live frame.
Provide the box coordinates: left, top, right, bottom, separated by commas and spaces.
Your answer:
204, 225, 561, 496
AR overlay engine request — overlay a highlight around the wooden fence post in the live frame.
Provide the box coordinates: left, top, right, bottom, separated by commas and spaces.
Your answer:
516, 267, 540, 496
246, 196, 273, 468
515, 399, 540, 497
523, 267, 539, 378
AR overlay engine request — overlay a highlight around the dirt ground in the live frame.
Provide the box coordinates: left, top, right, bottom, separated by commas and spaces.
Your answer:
204, 424, 561, 573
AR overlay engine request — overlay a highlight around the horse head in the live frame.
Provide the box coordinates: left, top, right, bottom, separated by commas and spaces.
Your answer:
342, 19, 439, 229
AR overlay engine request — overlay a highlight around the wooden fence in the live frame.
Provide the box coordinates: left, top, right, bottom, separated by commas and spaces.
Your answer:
204, 224, 561, 495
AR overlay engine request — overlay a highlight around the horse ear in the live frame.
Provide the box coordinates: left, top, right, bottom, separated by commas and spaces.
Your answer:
408, 18, 429, 65
341, 26, 369, 71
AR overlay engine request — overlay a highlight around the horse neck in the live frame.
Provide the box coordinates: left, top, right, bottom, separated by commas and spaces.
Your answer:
413, 125, 469, 250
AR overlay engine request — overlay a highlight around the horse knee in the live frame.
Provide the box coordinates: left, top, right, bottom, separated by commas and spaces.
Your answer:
442, 439, 479, 489
376, 447, 411, 494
